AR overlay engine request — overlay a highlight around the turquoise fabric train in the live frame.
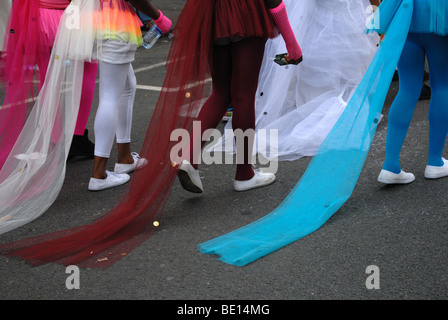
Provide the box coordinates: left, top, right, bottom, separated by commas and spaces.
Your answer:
198, 0, 415, 266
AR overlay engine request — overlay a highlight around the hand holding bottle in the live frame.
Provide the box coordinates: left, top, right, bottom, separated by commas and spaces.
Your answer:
153, 10, 172, 34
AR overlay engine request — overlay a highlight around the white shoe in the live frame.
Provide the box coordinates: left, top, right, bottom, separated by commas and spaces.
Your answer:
114, 152, 148, 174
88, 170, 130, 191
234, 169, 276, 191
377, 169, 415, 184
177, 160, 203, 193
424, 158, 448, 179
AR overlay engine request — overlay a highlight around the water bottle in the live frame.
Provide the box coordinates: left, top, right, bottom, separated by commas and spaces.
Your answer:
142, 24, 162, 49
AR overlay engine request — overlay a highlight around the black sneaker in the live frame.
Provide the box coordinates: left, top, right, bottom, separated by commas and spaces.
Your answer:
68, 129, 94, 159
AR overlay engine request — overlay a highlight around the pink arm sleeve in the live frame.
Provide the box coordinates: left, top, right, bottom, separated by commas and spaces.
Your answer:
154, 10, 172, 34
269, 1, 302, 60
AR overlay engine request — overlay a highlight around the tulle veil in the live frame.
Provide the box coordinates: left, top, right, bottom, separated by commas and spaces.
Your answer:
0, 0, 215, 268
0, 0, 101, 234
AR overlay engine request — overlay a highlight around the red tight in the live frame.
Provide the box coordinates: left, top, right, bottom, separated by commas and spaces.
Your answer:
190, 37, 267, 181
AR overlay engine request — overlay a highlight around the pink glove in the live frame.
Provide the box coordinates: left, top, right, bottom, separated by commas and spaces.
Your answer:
154, 10, 172, 34
269, 2, 302, 61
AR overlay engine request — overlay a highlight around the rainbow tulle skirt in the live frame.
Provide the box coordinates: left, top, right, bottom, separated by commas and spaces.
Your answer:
98, 0, 143, 46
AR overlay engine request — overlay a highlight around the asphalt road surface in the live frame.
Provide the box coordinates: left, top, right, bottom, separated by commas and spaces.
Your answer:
0, 0, 447, 304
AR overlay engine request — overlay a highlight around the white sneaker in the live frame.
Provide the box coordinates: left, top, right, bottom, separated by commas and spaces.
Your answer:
424, 158, 448, 179
234, 169, 276, 191
114, 152, 148, 174
377, 169, 415, 184
177, 160, 203, 193
88, 170, 130, 191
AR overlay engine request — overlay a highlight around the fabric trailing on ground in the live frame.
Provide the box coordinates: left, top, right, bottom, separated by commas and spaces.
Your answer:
0, 0, 214, 268
198, 0, 413, 266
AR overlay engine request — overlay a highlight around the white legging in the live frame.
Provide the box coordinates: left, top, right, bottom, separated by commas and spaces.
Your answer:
94, 61, 136, 158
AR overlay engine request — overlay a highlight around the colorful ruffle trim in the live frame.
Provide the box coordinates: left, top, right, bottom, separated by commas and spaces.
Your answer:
98, 0, 143, 46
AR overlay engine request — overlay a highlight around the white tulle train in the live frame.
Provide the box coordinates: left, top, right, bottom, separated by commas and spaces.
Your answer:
208, 0, 379, 161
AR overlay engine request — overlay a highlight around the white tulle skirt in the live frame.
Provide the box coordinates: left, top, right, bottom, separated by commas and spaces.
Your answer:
209, 0, 379, 161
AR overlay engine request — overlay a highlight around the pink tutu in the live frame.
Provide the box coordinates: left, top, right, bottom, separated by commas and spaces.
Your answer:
38, 8, 65, 49
0, 0, 70, 169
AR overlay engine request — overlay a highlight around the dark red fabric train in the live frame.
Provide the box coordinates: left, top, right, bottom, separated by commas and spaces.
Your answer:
0, 0, 215, 268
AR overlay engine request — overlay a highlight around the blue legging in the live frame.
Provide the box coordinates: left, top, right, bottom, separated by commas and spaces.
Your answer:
383, 33, 448, 173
